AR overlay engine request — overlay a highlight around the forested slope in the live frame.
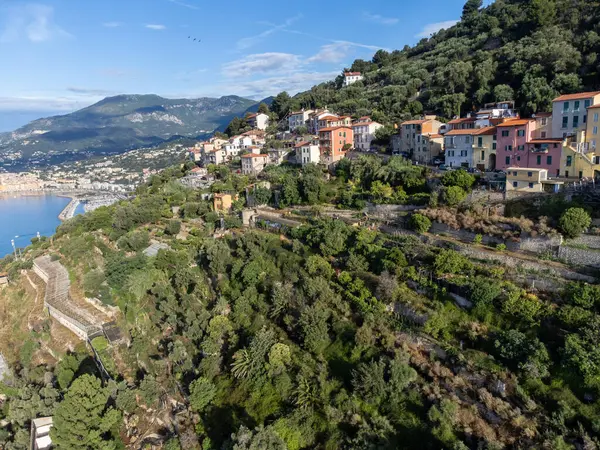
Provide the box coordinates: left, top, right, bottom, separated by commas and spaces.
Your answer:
270, 0, 600, 124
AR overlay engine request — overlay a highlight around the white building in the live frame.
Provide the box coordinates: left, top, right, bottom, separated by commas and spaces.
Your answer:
474, 101, 518, 128
551, 91, 600, 139
307, 109, 331, 134
247, 113, 270, 131
204, 149, 226, 165
288, 109, 313, 132
344, 72, 363, 87
352, 118, 383, 152
444, 129, 477, 168
296, 141, 321, 166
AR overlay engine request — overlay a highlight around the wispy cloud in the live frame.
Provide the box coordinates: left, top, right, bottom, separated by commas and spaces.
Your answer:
145, 24, 166, 31
166, 0, 199, 10
66, 87, 116, 96
223, 53, 302, 78
0, 93, 100, 112
0, 3, 72, 43
308, 42, 352, 64
102, 21, 123, 28
236, 14, 302, 50
363, 12, 398, 26
415, 20, 458, 38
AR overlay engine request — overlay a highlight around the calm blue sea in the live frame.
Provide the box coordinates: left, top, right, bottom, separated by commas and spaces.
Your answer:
0, 195, 71, 257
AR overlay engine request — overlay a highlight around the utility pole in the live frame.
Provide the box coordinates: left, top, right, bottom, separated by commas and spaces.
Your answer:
11, 239, 17, 260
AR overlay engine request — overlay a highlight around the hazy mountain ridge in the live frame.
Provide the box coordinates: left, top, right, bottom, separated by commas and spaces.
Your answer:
0, 94, 259, 166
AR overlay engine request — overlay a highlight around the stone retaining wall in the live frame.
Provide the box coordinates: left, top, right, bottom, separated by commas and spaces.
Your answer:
558, 246, 600, 269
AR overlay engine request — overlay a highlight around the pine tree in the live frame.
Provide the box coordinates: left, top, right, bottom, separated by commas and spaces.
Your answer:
50, 375, 121, 449
461, 0, 482, 20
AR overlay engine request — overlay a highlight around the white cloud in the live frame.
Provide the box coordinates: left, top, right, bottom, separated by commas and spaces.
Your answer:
223, 53, 302, 78
167, 0, 199, 10
236, 14, 302, 50
145, 24, 166, 30
308, 42, 352, 64
415, 20, 458, 38
363, 12, 398, 26
0, 3, 72, 43
102, 22, 122, 28
66, 87, 116, 96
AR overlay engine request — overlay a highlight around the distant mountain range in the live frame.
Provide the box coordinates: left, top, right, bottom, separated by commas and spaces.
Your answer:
0, 94, 264, 168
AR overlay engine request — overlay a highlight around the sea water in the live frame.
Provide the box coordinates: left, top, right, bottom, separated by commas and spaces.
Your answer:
0, 195, 71, 257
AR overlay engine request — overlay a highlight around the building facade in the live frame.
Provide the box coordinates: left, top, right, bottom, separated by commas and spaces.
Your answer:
397, 117, 443, 158
344, 72, 363, 86
586, 105, 600, 151
496, 119, 537, 170
241, 154, 269, 175
296, 141, 320, 166
444, 130, 477, 168
506, 167, 548, 193
471, 127, 497, 170
319, 126, 353, 165
247, 113, 270, 131
551, 92, 600, 139
288, 109, 313, 132
352, 118, 383, 152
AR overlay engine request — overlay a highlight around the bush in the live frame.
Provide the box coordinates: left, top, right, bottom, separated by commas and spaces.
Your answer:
559, 207, 591, 238
441, 170, 475, 190
469, 277, 502, 306
473, 234, 482, 244
166, 220, 182, 236
433, 249, 472, 275
410, 214, 432, 234
442, 186, 467, 207
496, 243, 507, 251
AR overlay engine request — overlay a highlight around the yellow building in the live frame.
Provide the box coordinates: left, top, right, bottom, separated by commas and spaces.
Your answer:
470, 126, 497, 171
560, 144, 600, 179
213, 193, 233, 212
505, 167, 548, 192
586, 104, 600, 152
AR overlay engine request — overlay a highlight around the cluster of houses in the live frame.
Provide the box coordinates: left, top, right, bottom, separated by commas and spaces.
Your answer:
393, 92, 600, 193
190, 81, 387, 177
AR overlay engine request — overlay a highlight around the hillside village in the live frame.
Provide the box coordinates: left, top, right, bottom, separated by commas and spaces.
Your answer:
190, 85, 600, 197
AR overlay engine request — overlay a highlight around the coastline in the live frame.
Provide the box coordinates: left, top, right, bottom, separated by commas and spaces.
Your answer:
0, 191, 76, 221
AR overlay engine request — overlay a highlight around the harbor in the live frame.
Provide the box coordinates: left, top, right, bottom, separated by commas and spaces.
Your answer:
58, 193, 129, 221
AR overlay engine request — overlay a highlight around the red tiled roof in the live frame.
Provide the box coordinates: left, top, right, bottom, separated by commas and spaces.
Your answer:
496, 119, 534, 127
344, 72, 361, 76
443, 129, 480, 136
427, 134, 443, 139
474, 126, 497, 135
588, 104, 600, 110
319, 115, 339, 121
553, 92, 600, 102
448, 117, 476, 124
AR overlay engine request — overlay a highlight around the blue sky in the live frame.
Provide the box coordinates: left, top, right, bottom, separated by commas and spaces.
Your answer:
0, 0, 487, 121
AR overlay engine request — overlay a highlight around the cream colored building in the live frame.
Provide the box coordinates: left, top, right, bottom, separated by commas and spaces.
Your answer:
505, 167, 548, 192
241, 154, 269, 175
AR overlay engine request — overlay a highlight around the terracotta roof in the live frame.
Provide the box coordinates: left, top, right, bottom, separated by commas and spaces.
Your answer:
241, 154, 268, 158
295, 141, 310, 148
496, 119, 534, 127
319, 126, 352, 132
246, 113, 258, 118
344, 72, 361, 76
401, 119, 428, 126
588, 104, 600, 110
319, 115, 339, 121
427, 134, 443, 139
474, 126, 497, 135
553, 92, 600, 102
448, 117, 476, 124
443, 129, 480, 136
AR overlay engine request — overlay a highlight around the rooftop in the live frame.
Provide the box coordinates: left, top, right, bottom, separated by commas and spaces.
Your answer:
553, 91, 600, 102
496, 118, 534, 127
448, 117, 477, 125
474, 126, 497, 135
401, 119, 429, 126
344, 72, 361, 76
507, 167, 547, 172
319, 126, 352, 132
443, 129, 480, 136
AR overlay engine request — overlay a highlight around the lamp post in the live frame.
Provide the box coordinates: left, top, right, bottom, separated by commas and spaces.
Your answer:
11, 239, 16, 260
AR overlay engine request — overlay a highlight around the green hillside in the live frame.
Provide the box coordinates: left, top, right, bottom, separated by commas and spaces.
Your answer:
270, 0, 600, 124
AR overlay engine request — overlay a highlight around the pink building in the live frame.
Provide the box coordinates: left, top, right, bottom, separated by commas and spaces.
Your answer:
496, 119, 537, 169
525, 138, 563, 177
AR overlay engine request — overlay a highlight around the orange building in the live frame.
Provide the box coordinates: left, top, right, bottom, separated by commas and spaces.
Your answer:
319, 126, 353, 164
